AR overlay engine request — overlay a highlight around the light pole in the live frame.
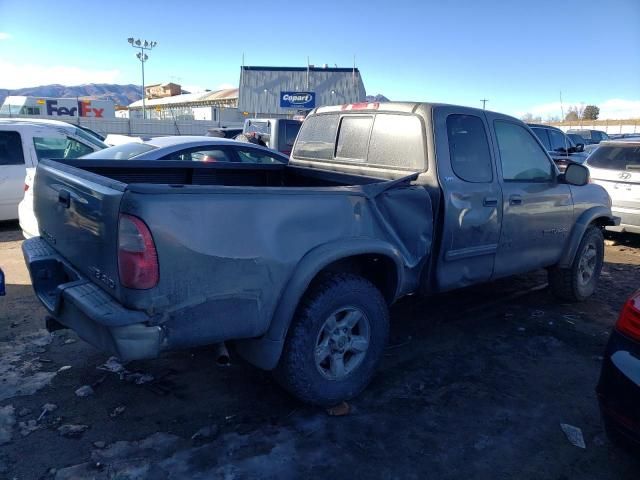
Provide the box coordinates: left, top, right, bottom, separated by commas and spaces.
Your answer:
480, 98, 489, 110
127, 37, 157, 119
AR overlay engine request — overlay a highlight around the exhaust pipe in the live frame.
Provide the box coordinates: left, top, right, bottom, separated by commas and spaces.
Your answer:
45, 316, 67, 333
213, 342, 230, 366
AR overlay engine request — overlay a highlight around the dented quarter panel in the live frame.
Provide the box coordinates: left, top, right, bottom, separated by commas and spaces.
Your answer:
118, 184, 432, 349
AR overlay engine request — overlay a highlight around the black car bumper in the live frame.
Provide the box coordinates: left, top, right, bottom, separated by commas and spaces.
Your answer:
22, 237, 163, 361
597, 329, 640, 448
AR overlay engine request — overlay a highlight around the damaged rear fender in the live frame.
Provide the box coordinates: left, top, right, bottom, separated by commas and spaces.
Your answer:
235, 238, 405, 370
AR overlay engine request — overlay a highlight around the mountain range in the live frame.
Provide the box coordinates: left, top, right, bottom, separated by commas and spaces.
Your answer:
0, 84, 143, 107
0, 84, 390, 108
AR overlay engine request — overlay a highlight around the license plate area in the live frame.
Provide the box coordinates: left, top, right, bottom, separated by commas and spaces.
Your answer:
32, 258, 81, 313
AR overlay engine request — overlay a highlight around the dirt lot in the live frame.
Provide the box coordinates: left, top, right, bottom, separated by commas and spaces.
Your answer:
1, 220, 639, 479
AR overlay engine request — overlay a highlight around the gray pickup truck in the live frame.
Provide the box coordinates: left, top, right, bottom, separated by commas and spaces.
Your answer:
23, 102, 617, 406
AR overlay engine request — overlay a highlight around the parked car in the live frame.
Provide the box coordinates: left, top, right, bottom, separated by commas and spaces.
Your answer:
597, 289, 640, 449
528, 123, 588, 170
23, 102, 617, 406
585, 139, 640, 234
568, 129, 611, 145
609, 133, 640, 140
0, 118, 106, 223
236, 118, 302, 155
567, 133, 589, 147
568, 129, 611, 155
80, 136, 289, 163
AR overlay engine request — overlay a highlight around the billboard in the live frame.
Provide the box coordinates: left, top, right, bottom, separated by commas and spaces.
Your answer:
280, 92, 315, 109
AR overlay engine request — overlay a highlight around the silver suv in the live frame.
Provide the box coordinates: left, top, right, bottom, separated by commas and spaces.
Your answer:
586, 139, 640, 234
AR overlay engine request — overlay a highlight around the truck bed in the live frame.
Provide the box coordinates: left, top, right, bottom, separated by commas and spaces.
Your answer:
59, 159, 383, 188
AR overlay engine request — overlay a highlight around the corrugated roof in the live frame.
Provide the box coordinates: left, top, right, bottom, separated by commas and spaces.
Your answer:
242, 66, 360, 73
128, 88, 238, 108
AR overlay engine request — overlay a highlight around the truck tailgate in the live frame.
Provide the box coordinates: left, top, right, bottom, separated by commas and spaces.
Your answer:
34, 159, 125, 297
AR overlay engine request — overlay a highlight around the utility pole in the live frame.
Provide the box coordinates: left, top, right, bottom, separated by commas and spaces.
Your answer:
480, 98, 489, 110
127, 37, 157, 120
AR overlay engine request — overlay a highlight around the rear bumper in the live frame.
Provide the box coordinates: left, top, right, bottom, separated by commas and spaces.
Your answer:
597, 330, 640, 448
607, 207, 640, 234
22, 237, 163, 361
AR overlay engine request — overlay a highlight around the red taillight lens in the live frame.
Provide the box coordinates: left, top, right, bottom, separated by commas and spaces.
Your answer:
118, 214, 159, 289
24, 183, 29, 192
615, 292, 640, 340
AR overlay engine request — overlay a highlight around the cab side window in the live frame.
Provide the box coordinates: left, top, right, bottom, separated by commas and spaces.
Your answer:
548, 129, 569, 152
33, 136, 93, 160
446, 114, 493, 182
531, 128, 551, 150
494, 121, 554, 182
0, 131, 25, 165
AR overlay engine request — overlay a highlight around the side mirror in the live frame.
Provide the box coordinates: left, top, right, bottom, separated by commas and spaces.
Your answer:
575, 143, 584, 152
564, 163, 589, 186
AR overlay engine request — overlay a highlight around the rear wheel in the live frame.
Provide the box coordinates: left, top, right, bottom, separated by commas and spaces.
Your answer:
548, 226, 604, 302
274, 273, 389, 407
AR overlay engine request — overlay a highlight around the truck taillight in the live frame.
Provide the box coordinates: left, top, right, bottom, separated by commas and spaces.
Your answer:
615, 291, 640, 341
118, 214, 159, 289
24, 183, 29, 192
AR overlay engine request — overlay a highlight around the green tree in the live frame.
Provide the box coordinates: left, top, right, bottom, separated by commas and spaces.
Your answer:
582, 105, 600, 120
564, 107, 579, 121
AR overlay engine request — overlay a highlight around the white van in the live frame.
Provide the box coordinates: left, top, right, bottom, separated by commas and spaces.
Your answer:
0, 118, 106, 225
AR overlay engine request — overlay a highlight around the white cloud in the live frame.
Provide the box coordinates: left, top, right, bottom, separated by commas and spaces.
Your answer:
599, 99, 640, 119
0, 32, 11, 40
518, 99, 640, 120
0, 61, 121, 90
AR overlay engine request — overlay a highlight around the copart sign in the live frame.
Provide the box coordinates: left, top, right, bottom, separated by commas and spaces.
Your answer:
280, 92, 315, 109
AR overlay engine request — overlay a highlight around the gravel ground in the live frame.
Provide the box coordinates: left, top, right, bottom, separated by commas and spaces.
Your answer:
1, 220, 639, 479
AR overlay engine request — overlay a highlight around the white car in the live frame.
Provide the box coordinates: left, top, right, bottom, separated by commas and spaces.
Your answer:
585, 139, 640, 234
0, 119, 107, 235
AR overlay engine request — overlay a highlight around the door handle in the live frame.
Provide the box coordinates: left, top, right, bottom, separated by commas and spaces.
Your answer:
509, 194, 523, 206
483, 196, 498, 207
58, 189, 71, 208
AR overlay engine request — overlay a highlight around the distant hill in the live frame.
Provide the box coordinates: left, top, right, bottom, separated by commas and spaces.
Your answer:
0, 84, 143, 107
365, 94, 390, 102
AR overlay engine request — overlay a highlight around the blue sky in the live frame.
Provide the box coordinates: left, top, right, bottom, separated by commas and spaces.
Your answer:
0, 0, 639, 118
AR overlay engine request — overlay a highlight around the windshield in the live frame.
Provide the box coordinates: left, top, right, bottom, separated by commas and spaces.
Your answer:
80, 142, 157, 160
587, 145, 640, 170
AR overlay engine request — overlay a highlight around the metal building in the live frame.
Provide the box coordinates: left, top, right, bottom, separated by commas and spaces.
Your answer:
238, 66, 366, 117
128, 88, 240, 123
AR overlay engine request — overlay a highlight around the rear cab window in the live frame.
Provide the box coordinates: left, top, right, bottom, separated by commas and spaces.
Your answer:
293, 112, 425, 170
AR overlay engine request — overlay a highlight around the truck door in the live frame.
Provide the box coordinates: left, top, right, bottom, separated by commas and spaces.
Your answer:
433, 107, 502, 290
485, 113, 573, 278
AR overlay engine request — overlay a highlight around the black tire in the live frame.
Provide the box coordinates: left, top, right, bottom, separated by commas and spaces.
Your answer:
274, 273, 389, 407
548, 226, 604, 302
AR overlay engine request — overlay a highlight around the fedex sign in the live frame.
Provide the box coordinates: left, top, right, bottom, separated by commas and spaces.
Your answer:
46, 99, 105, 118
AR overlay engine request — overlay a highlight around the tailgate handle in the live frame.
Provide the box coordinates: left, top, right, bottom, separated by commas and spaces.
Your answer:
58, 189, 71, 208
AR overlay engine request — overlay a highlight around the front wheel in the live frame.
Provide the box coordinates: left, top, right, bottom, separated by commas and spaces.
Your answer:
274, 273, 389, 407
548, 226, 604, 302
